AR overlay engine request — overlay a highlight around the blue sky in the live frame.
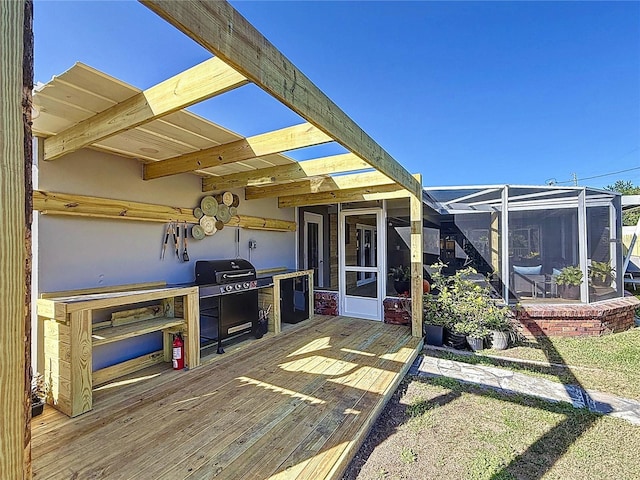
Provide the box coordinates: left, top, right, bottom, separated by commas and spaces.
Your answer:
34, 1, 640, 189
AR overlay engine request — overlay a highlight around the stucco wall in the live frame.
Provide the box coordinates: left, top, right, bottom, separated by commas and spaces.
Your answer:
34, 146, 296, 370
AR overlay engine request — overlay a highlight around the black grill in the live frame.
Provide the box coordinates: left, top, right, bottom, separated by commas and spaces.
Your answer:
195, 259, 260, 354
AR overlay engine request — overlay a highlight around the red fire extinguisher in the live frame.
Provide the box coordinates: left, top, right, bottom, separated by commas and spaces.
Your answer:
172, 333, 184, 370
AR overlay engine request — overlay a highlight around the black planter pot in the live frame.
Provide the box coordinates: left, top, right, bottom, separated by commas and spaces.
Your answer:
32, 398, 44, 417
255, 317, 268, 338
424, 324, 444, 346
592, 276, 611, 287
559, 284, 580, 300
444, 328, 467, 350
394, 280, 410, 295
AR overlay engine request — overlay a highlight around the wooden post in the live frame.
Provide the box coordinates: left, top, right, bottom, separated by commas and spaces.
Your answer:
410, 176, 423, 338
1, 0, 32, 478
69, 311, 93, 416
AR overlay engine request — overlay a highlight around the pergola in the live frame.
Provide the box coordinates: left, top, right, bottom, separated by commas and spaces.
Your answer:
1, 1, 424, 475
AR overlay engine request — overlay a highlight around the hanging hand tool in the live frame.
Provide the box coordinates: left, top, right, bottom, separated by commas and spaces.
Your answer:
182, 222, 190, 262
171, 221, 180, 260
161, 222, 171, 260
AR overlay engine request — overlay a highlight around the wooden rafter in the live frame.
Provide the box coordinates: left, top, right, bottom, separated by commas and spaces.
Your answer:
44, 57, 248, 161
278, 184, 410, 208
140, 0, 422, 197
245, 171, 395, 200
201, 152, 369, 192
143, 122, 331, 180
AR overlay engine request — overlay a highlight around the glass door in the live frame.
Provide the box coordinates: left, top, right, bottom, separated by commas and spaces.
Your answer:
303, 212, 324, 287
339, 208, 384, 320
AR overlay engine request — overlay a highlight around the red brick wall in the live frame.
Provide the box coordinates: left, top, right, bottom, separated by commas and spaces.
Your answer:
314, 290, 339, 316
383, 297, 412, 325
516, 295, 639, 337
314, 291, 417, 325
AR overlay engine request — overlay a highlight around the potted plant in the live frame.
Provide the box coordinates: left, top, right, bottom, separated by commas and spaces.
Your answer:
426, 262, 494, 350
422, 292, 449, 346
589, 261, 614, 287
388, 265, 411, 295
485, 304, 515, 350
555, 265, 583, 300
423, 261, 517, 351
31, 372, 47, 417
256, 303, 271, 338
453, 317, 489, 351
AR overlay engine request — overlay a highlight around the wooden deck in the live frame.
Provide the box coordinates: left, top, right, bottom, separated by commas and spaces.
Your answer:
32, 315, 422, 479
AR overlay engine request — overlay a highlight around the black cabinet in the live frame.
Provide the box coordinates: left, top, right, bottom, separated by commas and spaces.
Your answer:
280, 276, 309, 324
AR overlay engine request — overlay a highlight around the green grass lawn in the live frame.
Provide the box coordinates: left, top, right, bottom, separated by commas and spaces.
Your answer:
428, 327, 640, 400
487, 327, 640, 398
345, 376, 640, 480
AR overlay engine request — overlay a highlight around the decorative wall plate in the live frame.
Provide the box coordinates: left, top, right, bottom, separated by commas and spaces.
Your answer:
199, 215, 217, 236
200, 196, 218, 216
191, 224, 206, 240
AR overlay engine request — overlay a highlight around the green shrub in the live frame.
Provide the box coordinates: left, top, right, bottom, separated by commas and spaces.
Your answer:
423, 262, 515, 338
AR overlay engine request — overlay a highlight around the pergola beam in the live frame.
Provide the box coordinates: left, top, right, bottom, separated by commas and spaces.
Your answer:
144, 122, 331, 180
278, 184, 412, 208
245, 171, 394, 200
201, 152, 369, 192
140, 0, 422, 197
44, 57, 247, 161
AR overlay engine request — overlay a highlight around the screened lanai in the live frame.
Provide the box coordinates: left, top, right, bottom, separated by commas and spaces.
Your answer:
422, 185, 623, 305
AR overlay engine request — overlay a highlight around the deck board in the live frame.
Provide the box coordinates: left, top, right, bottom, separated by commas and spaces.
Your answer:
32, 315, 422, 480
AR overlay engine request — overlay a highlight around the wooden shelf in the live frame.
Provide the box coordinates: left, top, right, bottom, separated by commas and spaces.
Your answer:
92, 317, 184, 346
33, 190, 296, 232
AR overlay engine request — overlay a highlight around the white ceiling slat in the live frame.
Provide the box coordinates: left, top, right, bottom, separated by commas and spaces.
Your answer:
32, 63, 300, 175
44, 57, 249, 161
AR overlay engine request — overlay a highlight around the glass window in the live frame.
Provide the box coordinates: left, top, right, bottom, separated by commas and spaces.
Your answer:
345, 272, 378, 298
345, 215, 377, 267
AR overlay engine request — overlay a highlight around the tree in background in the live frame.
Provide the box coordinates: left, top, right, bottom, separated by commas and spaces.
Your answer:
605, 180, 640, 226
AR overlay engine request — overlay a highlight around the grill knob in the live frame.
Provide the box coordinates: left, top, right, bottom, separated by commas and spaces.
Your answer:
235, 284, 242, 290
243, 282, 250, 289
225, 285, 233, 292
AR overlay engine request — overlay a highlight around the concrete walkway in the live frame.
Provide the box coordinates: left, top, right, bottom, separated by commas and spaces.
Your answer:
409, 353, 640, 426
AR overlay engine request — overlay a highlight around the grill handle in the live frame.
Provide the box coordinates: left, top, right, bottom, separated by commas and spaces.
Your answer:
222, 271, 254, 280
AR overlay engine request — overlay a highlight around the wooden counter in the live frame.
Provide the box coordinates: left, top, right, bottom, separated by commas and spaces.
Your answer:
258, 269, 314, 334
37, 285, 200, 417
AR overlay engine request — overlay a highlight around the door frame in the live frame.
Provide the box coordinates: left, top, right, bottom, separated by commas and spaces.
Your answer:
339, 206, 386, 321
303, 211, 324, 287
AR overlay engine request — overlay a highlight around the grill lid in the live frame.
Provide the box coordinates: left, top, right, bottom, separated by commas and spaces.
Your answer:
195, 259, 256, 285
